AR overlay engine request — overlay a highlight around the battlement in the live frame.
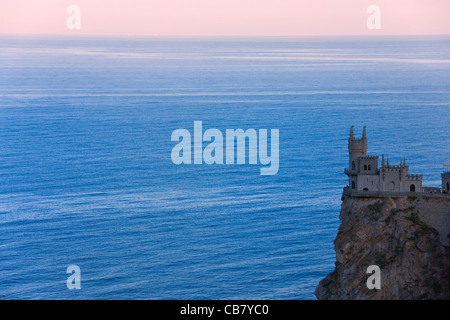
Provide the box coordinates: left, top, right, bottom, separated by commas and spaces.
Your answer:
406, 174, 423, 180
360, 155, 379, 160
383, 165, 404, 171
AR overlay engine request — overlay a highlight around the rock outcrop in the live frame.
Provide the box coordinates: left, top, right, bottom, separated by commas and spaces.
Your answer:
315, 194, 450, 300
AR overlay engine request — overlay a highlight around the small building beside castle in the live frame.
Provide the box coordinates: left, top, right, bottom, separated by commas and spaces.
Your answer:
442, 160, 450, 193
345, 126, 423, 193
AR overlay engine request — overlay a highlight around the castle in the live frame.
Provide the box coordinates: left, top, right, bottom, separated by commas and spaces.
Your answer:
345, 126, 424, 193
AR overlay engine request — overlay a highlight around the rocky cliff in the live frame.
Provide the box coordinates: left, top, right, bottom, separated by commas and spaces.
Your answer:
315, 194, 450, 300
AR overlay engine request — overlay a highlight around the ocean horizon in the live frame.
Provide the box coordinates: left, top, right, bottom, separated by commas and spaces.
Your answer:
1, 35, 449, 299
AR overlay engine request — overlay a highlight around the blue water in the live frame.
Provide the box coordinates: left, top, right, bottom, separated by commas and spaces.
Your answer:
0, 35, 449, 299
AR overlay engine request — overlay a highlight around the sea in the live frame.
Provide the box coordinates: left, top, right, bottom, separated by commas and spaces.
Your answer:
0, 35, 449, 299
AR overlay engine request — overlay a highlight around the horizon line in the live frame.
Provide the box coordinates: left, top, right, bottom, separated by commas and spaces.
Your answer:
1, 33, 450, 38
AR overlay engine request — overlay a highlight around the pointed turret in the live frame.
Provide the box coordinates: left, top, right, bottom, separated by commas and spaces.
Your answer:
347, 126, 368, 176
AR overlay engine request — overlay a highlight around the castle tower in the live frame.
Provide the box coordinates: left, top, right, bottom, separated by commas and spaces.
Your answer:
348, 126, 367, 173
346, 126, 369, 190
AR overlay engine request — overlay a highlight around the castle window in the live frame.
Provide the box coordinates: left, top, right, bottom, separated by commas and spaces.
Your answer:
352, 161, 355, 170
410, 184, 415, 192
364, 165, 367, 170
368, 165, 371, 171
447, 182, 449, 192
352, 181, 355, 189
391, 181, 395, 190
363, 188, 369, 191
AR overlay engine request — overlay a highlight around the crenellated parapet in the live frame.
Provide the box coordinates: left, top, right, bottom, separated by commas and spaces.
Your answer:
405, 174, 423, 181
382, 165, 408, 172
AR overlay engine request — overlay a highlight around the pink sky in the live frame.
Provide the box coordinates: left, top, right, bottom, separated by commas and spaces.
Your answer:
0, 0, 449, 36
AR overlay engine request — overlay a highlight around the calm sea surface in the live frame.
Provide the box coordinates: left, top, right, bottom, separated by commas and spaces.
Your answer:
0, 35, 449, 299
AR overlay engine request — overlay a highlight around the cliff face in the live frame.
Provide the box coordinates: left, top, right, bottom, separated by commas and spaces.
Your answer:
316, 195, 450, 300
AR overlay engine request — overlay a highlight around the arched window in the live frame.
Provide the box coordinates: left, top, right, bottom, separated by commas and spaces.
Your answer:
364, 165, 367, 170
363, 188, 369, 191
352, 181, 356, 189
391, 181, 395, 190
352, 161, 355, 170
410, 184, 415, 192
368, 165, 371, 171
447, 182, 449, 192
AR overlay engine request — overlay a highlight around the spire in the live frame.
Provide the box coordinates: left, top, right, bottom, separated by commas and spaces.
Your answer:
350, 126, 354, 139
400, 159, 403, 166
382, 154, 385, 167
362, 126, 367, 140
404, 157, 406, 166
387, 157, 390, 166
